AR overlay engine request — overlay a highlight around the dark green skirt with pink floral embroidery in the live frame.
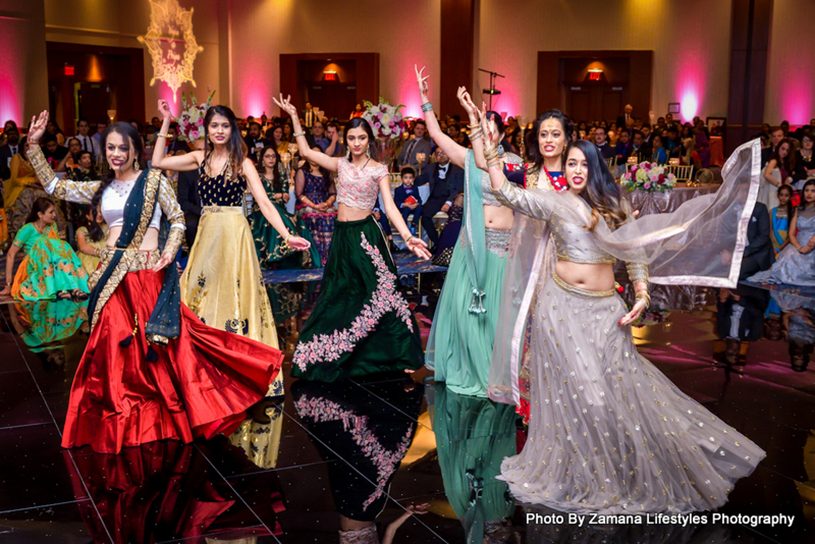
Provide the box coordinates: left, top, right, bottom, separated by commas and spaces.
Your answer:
291, 215, 424, 382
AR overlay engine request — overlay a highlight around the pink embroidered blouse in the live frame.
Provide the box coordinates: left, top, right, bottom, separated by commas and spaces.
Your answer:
336, 157, 389, 210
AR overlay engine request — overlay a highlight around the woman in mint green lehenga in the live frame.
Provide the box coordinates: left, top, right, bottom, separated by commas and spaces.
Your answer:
416, 66, 522, 397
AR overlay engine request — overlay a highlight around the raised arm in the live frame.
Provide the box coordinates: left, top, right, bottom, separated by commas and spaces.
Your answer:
151, 100, 204, 172
273, 94, 339, 172
244, 158, 311, 250
414, 65, 467, 168
24, 111, 100, 204
479, 113, 550, 220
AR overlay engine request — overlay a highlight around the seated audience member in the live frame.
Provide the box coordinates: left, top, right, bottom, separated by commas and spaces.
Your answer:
324, 121, 346, 158
761, 127, 785, 167
69, 151, 99, 181
311, 121, 330, 153
594, 126, 616, 160
414, 147, 463, 251
795, 134, 815, 181
651, 135, 668, 165
0, 127, 22, 180
398, 120, 432, 171
626, 130, 651, 163
41, 134, 68, 166
56, 138, 81, 173
665, 126, 682, 158
394, 166, 422, 232
244, 122, 269, 163
614, 129, 631, 161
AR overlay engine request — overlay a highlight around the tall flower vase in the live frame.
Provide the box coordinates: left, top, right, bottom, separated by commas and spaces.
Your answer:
374, 139, 396, 172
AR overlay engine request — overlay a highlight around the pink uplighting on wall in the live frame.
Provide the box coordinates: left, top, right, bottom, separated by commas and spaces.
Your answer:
242, 75, 271, 118
676, 51, 704, 122
680, 93, 698, 122
781, 79, 812, 125
0, 75, 21, 128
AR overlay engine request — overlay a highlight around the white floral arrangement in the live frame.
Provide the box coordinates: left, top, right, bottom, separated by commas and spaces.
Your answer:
621, 162, 677, 193
362, 97, 407, 142
175, 91, 215, 142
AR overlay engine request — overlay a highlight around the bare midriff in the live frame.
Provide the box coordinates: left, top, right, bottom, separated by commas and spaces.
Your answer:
105, 226, 160, 252
555, 261, 615, 292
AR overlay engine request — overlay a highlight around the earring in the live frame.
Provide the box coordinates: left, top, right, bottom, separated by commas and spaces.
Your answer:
134, 159, 140, 171
366, 146, 372, 158
346, 147, 352, 161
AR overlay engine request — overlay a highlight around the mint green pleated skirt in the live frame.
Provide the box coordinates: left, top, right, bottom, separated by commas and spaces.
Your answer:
425, 242, 507, 397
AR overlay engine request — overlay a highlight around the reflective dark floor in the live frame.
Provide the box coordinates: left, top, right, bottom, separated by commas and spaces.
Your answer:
0, 282, 814, 543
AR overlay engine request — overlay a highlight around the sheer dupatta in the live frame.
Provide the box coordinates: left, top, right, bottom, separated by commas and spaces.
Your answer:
488, 139, 762, 407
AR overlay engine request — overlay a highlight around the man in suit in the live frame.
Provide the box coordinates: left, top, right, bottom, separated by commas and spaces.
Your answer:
626, 130, 651, 162
415, 147, 463, 249
616, 104, 633, 132
0, 128, 22, 180
716, 201, 773, 368
70, 118, 100, 156
761, 127, 785, 167
177, 139, 206, 250
311, 121, 330, 152
92, 121, 107, 151
398, 120, 432, 172
594, 126, 616, 160
303, 102, 317, 129
244, 122, 270, 164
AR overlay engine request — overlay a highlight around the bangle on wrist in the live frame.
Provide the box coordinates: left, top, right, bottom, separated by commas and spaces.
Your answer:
421, 102, 433, 113
156, 133, 169, 139
293, 131, 305, 138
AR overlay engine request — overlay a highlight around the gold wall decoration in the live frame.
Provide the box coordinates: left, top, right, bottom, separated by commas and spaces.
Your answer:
138, 0, 203, 102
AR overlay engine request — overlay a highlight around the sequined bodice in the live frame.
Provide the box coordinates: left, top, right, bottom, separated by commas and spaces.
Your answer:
336, 157, 387, 210
550, 214, 616, 264
197, 162, 246, 207
797, 211, 815, 240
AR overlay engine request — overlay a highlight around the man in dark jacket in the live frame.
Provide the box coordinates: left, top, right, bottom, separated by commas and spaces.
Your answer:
414, 148, 464, 249
717, 201, 773, 368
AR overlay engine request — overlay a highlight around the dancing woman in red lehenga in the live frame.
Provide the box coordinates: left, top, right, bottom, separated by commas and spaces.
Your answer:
24, 111, 284, 454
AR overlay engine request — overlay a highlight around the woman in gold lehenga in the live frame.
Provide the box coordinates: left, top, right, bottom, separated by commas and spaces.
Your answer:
151, 101, 311, 398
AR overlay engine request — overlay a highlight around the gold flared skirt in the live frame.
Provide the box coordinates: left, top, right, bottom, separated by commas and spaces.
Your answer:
181, 206, 282, 396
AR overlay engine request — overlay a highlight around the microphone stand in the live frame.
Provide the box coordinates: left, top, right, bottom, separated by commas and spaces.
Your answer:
479, 68, 505, 111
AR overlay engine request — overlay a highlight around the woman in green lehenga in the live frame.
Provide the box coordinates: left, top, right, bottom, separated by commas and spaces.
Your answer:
250, 145, 321, 271
415, 66, 522, 397
250, 145, 321, 326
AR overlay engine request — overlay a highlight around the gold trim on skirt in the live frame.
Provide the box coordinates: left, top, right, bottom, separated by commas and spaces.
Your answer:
181, 205, 282, 395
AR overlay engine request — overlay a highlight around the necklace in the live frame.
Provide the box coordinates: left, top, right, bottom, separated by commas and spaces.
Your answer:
543, 165, 568, 192
34, 221, 45, 234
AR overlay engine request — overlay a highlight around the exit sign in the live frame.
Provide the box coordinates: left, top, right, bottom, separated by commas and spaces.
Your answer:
64, 65, 75, 76
589, 72, 600, 81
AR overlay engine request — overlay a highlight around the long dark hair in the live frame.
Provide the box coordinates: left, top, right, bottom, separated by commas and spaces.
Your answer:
800, 179, 815, 211
25, 197, 55, 224
484, 110, 512, 153
258, 145, 284, 192
567, 139, 628, 231
777, 184, 794, 220
204, 105, 248, 179
91, 122, 146, 210
771, 138, 797, 174
528, 110, 575, 172
344, 117, 376, 149
80, 205, 106, 243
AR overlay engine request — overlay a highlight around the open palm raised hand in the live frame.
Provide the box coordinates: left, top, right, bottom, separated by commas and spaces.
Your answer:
27, 111, 50, 146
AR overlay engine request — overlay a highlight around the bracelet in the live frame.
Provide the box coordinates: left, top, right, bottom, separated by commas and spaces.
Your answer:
487, 161, 502, 169
156, 133, 169, 139
635, 291, 651, 309
293, 131, 305, 138
405, 234, 415, 244
468, 128, 483, 139
421, 102, 433, 113
467, 122, 480, 129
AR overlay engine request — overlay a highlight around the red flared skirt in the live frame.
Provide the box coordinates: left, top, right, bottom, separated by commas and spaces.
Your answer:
61, 269, 284, 454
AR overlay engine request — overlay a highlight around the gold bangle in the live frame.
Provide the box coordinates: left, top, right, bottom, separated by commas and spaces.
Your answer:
156, 133, 169, 139
635, 291, 651, 309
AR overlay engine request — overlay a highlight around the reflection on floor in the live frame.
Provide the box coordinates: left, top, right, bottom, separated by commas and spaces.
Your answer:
0, 280, 813, 543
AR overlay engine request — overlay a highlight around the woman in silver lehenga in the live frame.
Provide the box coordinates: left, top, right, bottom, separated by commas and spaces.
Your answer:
480, 126, 766, 515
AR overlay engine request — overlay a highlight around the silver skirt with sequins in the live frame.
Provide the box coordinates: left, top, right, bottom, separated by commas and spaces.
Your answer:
499, 274, 765, 514
485, 228, 511, 258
